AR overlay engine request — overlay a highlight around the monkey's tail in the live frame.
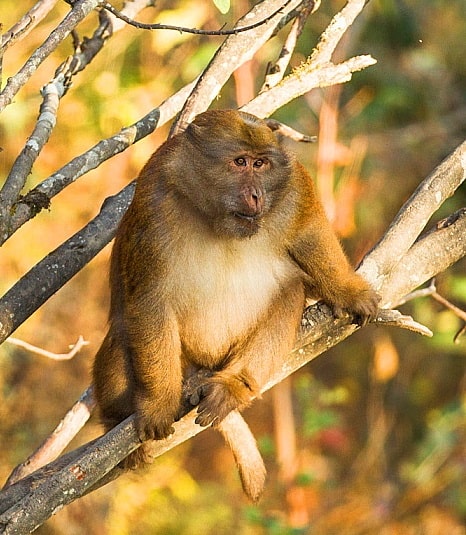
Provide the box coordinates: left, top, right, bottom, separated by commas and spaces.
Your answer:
217, 410, 266, 502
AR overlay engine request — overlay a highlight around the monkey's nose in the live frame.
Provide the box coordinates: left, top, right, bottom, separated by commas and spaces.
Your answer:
242, 186, 264, 216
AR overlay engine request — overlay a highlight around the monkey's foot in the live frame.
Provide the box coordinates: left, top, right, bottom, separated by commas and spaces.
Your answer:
135, 394, 178, 441
180, 368, 214, 416
194, 370, 259, 427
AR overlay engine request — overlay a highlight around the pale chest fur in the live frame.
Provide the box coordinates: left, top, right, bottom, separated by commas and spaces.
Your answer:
169, 231, 299, 365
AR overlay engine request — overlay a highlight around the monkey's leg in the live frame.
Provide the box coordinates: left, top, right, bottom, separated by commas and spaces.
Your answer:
195, 282, 305, 427
93, 330, 134, 428
93, 331, 150, 468
93, 322, 183, 468
127, 311, 183, 442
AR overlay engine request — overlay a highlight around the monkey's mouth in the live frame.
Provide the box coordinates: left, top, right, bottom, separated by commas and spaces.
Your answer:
233, 212, 260, 223
225, 212, 261, 238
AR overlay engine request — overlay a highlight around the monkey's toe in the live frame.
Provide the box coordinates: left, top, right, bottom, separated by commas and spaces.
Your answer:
135, 413, 175, 441
194, 378, 252, 427
329, 287, 380, 326
195, 383, 229, 427
195, 410, 218, 427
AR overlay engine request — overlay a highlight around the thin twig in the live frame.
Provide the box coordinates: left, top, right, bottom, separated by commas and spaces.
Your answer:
102, 0, 294, 35
4, 386, 96, 487
0, 0, 101, 113
397, 278, 437, 306
6, 335, 89, 360
0, 0, 59, 53
405, 277, 466, 344
431, 290, 466, 343
266, 118, 317, 142
261, 0, 319, 91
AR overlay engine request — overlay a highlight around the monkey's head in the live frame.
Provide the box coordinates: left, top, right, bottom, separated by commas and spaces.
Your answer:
171, 110, 293, 239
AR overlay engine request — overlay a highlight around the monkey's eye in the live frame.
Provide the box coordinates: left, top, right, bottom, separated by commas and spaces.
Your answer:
234, 157, 247, 166
253, 159, 264, 168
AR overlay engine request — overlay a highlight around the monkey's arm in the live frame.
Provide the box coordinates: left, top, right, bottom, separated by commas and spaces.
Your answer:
288, 201, 379, 324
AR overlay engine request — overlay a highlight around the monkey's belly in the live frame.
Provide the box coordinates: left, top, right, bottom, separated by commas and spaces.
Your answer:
172, 243, 298, 366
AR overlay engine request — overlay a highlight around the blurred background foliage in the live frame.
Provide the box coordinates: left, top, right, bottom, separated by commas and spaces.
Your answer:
0, 0, 465, 533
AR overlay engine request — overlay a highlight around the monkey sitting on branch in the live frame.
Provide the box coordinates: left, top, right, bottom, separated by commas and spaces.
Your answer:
93, 109, 379, 501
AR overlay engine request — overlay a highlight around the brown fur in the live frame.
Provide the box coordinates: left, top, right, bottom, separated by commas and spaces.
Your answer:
93, 109, 379, 496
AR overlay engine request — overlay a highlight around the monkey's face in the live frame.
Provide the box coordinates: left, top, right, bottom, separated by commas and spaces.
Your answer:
178, 110, 293, 238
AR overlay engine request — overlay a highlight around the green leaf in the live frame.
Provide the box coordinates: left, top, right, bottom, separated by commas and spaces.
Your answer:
213, 0, 230, 15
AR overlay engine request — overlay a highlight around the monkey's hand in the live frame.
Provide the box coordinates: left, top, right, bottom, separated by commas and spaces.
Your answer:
326, 274, 380, 327
194, 370, 260, 427
134, 393, 177, 441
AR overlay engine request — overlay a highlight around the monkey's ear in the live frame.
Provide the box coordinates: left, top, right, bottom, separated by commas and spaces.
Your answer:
264, 118, 283, 133
264, 118, 317, 144
184, 121, 205, 145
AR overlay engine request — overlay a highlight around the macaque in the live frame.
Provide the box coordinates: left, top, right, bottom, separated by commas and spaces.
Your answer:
93, 109, 379, 500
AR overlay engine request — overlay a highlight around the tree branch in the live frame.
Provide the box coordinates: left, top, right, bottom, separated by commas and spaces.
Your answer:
358, 140, 466, 296
102, 0, 296, 35
0, 182, 135, 344
0, 0, 102, 113
171, 0, 305, 133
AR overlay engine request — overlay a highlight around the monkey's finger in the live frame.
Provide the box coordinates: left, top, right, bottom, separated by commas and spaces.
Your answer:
195, 396, 219, 427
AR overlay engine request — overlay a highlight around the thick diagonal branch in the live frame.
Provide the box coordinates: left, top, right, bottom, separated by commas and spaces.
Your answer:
358, 140, 466, 295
